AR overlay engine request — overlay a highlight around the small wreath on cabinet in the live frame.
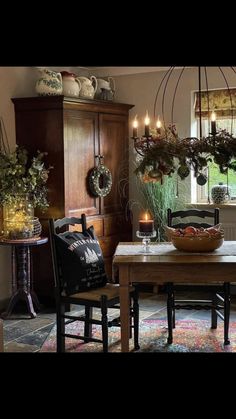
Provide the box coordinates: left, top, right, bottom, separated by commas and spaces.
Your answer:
89, 164, 112, 197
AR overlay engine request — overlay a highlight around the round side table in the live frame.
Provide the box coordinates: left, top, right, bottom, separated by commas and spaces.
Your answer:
0, 237, 48, 319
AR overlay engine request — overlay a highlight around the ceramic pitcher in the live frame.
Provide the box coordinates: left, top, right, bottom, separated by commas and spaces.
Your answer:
35, 68, 63, 96
95, 77, 115, 100
77, 76, 98, 99
61, 71, 81, 97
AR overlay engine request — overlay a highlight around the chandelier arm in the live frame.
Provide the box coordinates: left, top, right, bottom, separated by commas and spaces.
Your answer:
0, 117, 10, 154
134, 141, 148, 157
206, 167, 210, 203
176, 172, 179, 198
162, 67, 175, 130
204, 66, 211, 137
230, 67, 236, 135
134, 147, 145, 157
198, 67, 202, 139
171, 67, 186, 126
153, 67, 173, 119
227, 168, 229, 196
218, 66, 234, 135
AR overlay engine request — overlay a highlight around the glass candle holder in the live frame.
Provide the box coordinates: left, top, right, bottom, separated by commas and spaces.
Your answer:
136, 230, 157, 253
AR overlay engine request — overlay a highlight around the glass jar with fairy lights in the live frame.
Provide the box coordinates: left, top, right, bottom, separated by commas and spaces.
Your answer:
3, 194, 34, 239
0, 144, 53, 240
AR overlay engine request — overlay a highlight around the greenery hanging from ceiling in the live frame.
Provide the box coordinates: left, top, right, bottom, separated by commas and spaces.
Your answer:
134, 127, 236, 183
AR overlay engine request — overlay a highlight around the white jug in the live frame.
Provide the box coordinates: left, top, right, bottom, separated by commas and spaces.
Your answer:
77, 76, 98, 99
61, 71, 81, 97
95, 77, 115, 100
35, 68, 63, 96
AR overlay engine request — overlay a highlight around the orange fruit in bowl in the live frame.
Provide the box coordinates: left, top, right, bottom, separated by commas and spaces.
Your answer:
184, 226, 197, 235
197, 231, 210, 237
206, 227, 219, 235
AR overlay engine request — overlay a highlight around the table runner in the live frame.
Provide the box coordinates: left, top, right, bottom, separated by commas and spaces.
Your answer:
114, 242, 236, 256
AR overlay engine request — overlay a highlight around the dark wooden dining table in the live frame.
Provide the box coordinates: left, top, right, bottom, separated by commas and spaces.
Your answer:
113, 241, 236, 352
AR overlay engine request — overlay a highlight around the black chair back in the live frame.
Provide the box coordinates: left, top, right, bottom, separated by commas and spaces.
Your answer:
49, 215, 87, 291
48, 214, 140, 352
167, 208, 219, 229
165, 207, 231, 346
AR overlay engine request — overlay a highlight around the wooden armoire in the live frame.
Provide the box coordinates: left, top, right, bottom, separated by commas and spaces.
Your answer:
12, 96, 133, 303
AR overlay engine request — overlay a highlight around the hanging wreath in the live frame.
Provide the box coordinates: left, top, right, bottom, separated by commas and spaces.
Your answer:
89, 163, 112, 197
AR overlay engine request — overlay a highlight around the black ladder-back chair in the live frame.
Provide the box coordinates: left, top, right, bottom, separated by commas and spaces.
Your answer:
167, 208, 230, 345
49, 215, 140, 352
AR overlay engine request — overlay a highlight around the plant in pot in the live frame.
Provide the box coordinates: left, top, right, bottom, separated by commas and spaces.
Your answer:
0, 146, 52, 239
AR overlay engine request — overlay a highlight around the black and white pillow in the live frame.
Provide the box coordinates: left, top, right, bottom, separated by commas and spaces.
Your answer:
54, 226, 107, 295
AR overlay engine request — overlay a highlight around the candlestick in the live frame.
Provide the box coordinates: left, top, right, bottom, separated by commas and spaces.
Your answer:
133, 115, 138, 138
144, 111, 150, 137
136, 230, 157, 253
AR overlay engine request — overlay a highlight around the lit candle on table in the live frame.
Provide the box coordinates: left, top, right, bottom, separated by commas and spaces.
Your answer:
211, 111, 217, 135
139, 212, 154, 233
133, 115, 138, 138
156, 116, 162, 135
144, 111, 150, 137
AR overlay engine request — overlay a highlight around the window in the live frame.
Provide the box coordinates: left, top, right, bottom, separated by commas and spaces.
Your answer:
194, 89, 236, 202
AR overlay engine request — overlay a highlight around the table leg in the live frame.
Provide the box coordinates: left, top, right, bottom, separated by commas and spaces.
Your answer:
2, 290, 37, 319
224, 282, 230, 345
119, 265, 130, 352
12, 247, 17, 293
2, 245, 37, 319
29, 249, 41, 310
27, 246, 31, 292
31, 290, 41, 311
167, 282, 174, 344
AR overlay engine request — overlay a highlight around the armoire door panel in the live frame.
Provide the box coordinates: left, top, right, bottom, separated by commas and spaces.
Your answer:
64, 110, 99, 216
99, 114, 129, 215
14, 108, 65, 219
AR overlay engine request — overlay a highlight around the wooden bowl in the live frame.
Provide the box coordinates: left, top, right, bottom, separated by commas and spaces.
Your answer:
171, 235, 224, 252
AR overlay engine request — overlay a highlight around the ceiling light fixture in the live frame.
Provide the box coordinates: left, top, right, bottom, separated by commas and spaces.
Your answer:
133, 66, 236, 196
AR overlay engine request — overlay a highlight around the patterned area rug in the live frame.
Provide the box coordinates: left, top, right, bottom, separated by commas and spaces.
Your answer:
41, 319, 236, 352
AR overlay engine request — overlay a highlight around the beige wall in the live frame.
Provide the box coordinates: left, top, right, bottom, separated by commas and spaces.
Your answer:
0, 67, 40, 306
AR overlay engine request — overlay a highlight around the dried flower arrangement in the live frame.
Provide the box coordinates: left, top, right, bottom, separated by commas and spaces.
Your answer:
0, 145, 53, 211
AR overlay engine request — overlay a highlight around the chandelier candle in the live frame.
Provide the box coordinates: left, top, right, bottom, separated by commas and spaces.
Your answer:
139, 213, 154, 233
144, 111, 150, 137
156, 117, 162, 135
211, 111, 217, 135
133, 115, 138, 138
